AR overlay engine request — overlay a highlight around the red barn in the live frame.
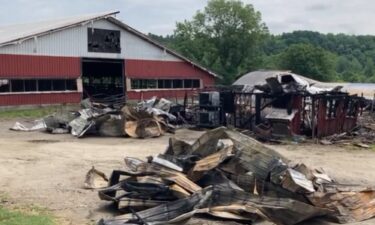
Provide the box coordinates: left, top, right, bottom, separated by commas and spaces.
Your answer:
0, 11, 217, 106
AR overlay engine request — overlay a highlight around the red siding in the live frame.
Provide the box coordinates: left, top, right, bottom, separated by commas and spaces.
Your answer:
0, 54, 81, 78
316, 98, 359, 137
0, 92, 81, 106
0, 55, 216, 104
125, 59, 215, 100
125, 59, 214, 83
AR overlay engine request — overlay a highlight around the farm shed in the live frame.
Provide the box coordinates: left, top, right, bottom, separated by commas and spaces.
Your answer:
231, 70, 364, 138
0, 11, 217, 106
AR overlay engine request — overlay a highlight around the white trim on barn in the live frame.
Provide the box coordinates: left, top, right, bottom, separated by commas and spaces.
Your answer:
0, 19, 181, 62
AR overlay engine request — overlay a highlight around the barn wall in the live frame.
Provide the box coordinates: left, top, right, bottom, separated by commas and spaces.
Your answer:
125, 59, 215, 79
125, 59, 215, 100
0, 54, 80, 78
0, 17, 216, 105
0, 19, 181, 62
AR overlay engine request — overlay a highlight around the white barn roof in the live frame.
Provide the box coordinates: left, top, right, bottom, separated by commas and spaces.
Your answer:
0, 11, 118, 46
0, 11, 218, 78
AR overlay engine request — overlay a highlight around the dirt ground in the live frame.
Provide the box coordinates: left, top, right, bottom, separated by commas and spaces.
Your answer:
1, 119, 375, 225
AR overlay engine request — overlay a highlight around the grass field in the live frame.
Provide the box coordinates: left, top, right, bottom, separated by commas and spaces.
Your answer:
0, 107, 60, 119
0, 105, 78, 119
0, 193, 55, 225
0, 207, 55, 225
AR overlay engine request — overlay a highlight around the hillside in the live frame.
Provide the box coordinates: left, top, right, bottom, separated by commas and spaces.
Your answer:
149, 31, 375, 83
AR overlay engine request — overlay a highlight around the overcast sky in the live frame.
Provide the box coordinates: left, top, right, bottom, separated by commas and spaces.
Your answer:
0, 0, 374, 35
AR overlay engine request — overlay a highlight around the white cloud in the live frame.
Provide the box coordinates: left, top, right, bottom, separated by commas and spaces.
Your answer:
249, 0, 375, 35
0, 0, 375, 35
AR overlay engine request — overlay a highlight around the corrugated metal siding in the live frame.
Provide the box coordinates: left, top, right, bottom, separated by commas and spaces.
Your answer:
316, 98, 358, 137
0, 92, 81, 106
0, 54, 80, 78
125, 59, 215, 100
125, 59, 215, 79
0, 19, 181, 62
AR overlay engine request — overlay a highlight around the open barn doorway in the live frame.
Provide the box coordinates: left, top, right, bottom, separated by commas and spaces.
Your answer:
81, 58, 125, 101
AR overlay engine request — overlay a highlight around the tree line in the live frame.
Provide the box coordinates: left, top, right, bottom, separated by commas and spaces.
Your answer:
149, 0, 375, 84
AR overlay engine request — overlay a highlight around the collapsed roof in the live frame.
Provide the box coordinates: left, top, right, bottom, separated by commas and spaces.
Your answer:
233, 70, 317, 86
233, 70, 333, 94
234, 70, 375, 99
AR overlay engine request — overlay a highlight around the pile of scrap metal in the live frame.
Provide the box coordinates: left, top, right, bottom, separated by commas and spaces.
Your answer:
230, 73, 365, 139
10, 97, 180, 138
98, 128, 375, 225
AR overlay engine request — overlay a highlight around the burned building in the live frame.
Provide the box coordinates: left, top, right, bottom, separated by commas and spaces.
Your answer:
0, 11, 217, 107
201, 71, 364, 138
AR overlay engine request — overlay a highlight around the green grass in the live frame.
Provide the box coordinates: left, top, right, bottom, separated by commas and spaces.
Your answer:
0, 206, 55, 225
0, 192, 56, 225
0, 105, 75, 119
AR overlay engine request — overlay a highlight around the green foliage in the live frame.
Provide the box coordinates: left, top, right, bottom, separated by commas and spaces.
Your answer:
0, 207, 54, 225
263, 31, 375, 82
147, 33, 175, 47
278, 44, 335, 81
171, 0, 268, 84
149, 5, 375, 83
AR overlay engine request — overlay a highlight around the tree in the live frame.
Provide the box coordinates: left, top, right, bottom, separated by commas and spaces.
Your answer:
149, 3, 375, 83
278, 44, 335, 81
172, 0, 268, 84
364, 58, 375, 77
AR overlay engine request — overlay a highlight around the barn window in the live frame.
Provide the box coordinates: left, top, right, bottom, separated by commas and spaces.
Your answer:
184, 79, 193, 88
130, 79, 201, 90
38, 80, 53, 91
147, 80, 157, 89
88, 28, 121, 53
12, 80, 25, 92
0, 79, 77, 93
131, 79, 141, 89
66, 80, 78, 91
0, 79, 10, 92
25, 80, 37, 92
325, 99, 338, 119
172, 80, 183, 88
157, 80, 164, 88
192, 79, 200, 88
52, 79, 66, 91
184, 79, 200, 88
140, 80, 148, 89
164, 80, 172, 88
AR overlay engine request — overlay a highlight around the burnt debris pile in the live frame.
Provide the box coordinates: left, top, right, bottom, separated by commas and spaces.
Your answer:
98, 128, 375, 225
10, 97, 187, 138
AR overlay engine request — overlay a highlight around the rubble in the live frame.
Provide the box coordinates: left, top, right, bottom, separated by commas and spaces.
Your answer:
10, 120, 46, 131
97, 128, 375, 225
10, 97, 181, 139
201, 71, 366, 140
84, 167, 109, 189
122, 104, 175, 139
